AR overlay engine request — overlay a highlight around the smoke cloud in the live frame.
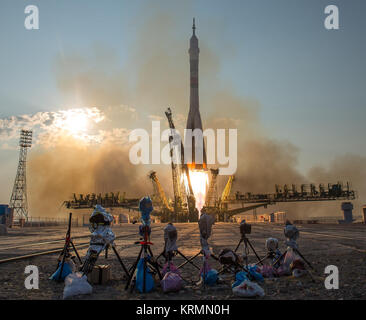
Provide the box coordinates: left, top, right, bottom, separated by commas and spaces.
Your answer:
28, 139, 148, 217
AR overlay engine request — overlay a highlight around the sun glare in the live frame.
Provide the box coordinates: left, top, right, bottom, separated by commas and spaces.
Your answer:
52, 108, 104, 141
63, 112, 88, 135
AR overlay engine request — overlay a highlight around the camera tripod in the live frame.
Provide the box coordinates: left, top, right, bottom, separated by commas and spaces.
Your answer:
256, 250, 280, 266
210, 252, 249, 275
125, 226, 162, 293
55, 212, 83, 282
272, 245, 314, 270
234, 234, 263, 266
175, 247, 222, 290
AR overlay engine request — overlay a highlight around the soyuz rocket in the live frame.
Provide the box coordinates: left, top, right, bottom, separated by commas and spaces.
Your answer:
185, 18, 207, 171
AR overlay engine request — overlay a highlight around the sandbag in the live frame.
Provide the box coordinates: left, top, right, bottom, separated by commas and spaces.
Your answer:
247, 264, 264, 283
50, 261, 74, 281
258, 264, 278, 278
63, 272, 92, 299
201, 269, 218, 286
162, 261, 180, 277
232, 280, 265, 298
232, 271, 249, 288
291, 259, 307, 277
277, 248, 301, 276
161, 271, 182, 293
136, 257, 155, 293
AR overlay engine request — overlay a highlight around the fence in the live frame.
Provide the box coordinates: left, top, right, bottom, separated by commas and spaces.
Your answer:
16, 217, 80, 228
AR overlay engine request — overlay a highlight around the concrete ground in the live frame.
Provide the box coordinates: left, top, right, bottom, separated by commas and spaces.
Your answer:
0, 222, 365, 300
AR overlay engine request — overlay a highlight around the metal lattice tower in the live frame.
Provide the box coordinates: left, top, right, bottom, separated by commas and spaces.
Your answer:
148, 171, 172, 211
9, 130, 33, 221
205, 168, 219, 207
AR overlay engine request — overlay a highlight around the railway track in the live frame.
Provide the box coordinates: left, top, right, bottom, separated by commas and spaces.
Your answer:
0, 234, 92, 251
0, 225, 165, 265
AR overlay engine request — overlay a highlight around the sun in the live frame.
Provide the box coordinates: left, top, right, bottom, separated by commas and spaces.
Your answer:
63, 112, 88, 135
53, 109, 91, 140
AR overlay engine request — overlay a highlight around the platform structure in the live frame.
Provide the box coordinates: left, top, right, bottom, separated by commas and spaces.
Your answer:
62, 181, 356, 224
217, 182, 356, 221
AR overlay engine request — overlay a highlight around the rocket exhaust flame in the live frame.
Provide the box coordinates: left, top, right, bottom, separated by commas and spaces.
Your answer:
183, 167, 209, 217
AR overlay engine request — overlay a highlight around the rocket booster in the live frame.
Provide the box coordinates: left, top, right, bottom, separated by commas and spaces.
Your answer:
185, 18, 207, 170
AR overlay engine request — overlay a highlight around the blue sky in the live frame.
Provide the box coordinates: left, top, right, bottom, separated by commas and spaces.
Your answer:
0, 0, 365, 203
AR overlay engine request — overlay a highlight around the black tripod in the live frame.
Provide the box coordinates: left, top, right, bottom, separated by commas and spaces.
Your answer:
176, 249, 205, 271
176, 248, 223, 290
56, 212, 82, 282
256, 250, 279, 266
234, 234, 263, 267
125, 226, 162, 293
211, 251, 249, 275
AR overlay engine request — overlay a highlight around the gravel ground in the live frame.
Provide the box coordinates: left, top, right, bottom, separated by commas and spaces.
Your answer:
0, 223, 365, 300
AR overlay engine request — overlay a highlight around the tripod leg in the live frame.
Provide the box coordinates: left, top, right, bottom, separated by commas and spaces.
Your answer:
217, 266, 227, 275
125, 246, 143, 290
70, 240, 82, 264
210, 253, 220, 261
58, 212, 73, 281
202, 255, 206, 290
177, 250, 202, 270
246, 238, 263, 265
147, 246, 162, 280
243, 239, 249, 267
294, 248, 314, 270
235, 261, 249, 273
111, 245, 130, 277
176, 250, 200, 271
234, 239, 243, 253
57, 242, 69, 282
255, 254, 269, 266
155, 250, 165, 262
143, 248, 147, 293
272, 251, 286, 268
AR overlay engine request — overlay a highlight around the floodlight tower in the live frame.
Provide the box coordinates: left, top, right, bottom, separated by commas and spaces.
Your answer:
9, 130, 33, 221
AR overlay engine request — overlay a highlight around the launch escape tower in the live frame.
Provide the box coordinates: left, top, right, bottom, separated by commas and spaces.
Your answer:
9, 130, 33, 221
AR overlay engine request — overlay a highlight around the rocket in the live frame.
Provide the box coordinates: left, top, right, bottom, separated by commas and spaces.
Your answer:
185, 18, 207, 170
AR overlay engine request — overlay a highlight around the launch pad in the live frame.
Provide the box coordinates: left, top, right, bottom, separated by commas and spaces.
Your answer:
63, 179, 356, 223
